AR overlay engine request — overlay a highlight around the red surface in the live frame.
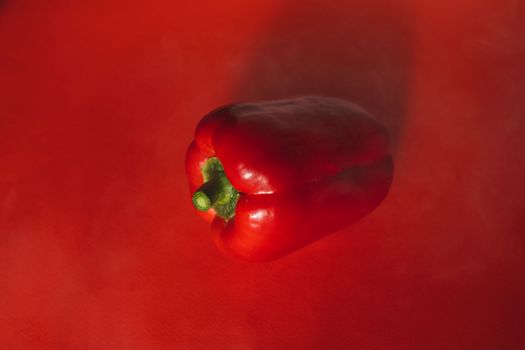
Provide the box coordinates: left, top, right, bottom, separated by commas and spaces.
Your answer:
1, 0, 524, 349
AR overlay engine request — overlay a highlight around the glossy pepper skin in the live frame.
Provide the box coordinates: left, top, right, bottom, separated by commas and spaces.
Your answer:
185, 96, 393, 261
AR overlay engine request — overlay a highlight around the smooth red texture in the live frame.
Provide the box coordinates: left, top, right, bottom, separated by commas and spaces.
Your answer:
186, 97, 393, 261
1, 0, 524, 349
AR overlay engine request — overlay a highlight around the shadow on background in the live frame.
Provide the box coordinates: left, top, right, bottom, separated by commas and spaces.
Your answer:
234, 0, 416, 152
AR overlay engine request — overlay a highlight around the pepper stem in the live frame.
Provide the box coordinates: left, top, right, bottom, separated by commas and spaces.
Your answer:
192, 175, 231, 210
192, 157, 239, 220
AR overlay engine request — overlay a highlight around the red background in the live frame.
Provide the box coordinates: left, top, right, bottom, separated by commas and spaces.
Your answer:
1, 0, 524, 348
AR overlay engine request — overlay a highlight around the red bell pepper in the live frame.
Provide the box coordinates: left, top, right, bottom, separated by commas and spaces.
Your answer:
185, 96, 393, 261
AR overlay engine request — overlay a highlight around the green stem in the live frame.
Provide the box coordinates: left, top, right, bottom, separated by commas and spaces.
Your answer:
192, 175, 230, 210
192, 157, 239, 220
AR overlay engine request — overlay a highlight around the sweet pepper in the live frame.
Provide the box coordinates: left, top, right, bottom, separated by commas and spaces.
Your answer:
185, 96, 393, 261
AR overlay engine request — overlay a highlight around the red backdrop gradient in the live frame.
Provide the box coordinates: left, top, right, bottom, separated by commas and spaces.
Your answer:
1, 0, 524, 349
